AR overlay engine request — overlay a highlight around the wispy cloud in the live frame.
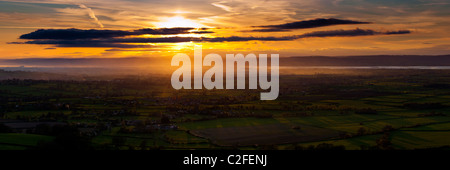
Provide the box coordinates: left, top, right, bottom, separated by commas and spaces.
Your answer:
78, 4, 104, 28
211, 1, 233, 12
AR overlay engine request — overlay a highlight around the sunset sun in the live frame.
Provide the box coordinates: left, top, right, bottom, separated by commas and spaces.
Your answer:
155, 16, 205, 28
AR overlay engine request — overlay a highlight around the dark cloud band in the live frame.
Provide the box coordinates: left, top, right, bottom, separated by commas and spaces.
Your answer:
19, 28, 213, 40
298, 28, 411, 38
13, 28, 410, 48
250, 18, 371, 32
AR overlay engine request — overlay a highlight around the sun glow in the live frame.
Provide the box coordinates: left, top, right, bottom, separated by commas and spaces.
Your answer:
154, 16, 205, 28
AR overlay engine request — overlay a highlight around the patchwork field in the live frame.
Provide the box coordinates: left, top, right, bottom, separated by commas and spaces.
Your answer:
191, 123, 340, 146
1, 69, 450, 150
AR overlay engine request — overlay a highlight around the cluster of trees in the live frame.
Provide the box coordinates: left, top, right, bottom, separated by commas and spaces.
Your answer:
418, 111, 446, 117
355, 108, 378, 115
0, 123, 12, 133
403, 102, 445, 110
34, 125, 93, 150
294, 143, 346, 150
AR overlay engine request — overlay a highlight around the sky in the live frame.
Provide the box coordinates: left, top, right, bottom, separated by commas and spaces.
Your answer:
0, 0, 450, 62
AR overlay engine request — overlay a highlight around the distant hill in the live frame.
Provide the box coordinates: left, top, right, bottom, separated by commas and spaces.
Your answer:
281, 55, 450, 66
0, 69, 74, 80
2, 55, 450, 68
0, 57, 159, 67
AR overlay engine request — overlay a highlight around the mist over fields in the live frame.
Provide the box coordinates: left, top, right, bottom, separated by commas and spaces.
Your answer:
1, 55, 449, 80
3, 55, 450, 68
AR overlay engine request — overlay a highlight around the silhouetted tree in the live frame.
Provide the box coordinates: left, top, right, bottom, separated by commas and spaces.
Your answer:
161, 115, 171, 124
376, 133, 394, 150
357, 127, 367, 136
112, 136, 127, 147
0, 123, 12, 133
34, 125, 92, 150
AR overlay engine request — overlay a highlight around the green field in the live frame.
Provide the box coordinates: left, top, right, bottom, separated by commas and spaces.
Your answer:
1, 69, 450, 150
0, 133, 54, 150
